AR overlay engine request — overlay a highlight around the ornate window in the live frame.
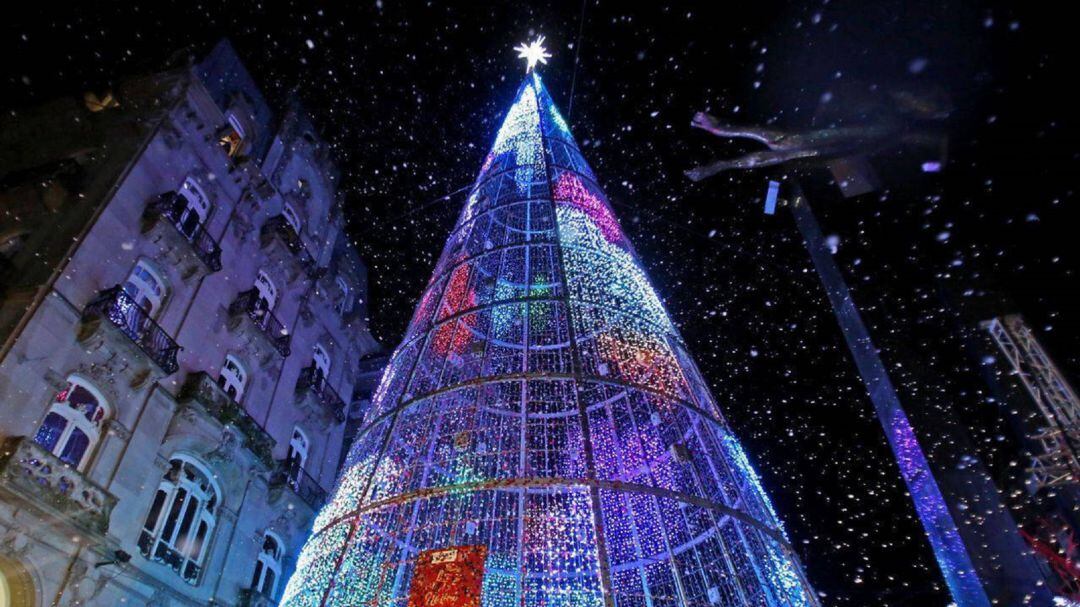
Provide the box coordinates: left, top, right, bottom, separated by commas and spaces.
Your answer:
123, 260, 167, 318
139, 456, 219, 584
249, 532, 284, 599
333, 275, 352, 316
177, 177, 212, 239
217, 355, 247, 402
312, 343, 331, 389
282, 202, 302, 236
254, 270, 278, 313
286, 427, 309, 479
32, 377, 109, 470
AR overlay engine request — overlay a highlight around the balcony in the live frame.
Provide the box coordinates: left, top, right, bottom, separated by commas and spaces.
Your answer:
178, 372, 275, 468
142, 193, 222, 272
82, 286, 180, 374
295, 366, 347, 423
259, 215, 324, 280
269, 460, 328, 511
227, 289, 291, 357
0, 436, 117, 535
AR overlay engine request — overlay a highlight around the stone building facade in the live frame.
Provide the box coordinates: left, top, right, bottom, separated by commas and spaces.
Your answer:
0, 40, 379, 606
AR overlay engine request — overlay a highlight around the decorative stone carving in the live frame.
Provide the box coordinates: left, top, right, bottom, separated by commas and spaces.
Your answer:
0, 437, 118, 536
104, 419, 132, 442
204, 427, 240, 467
179, 372, 276, 469
1, 526, 31, 559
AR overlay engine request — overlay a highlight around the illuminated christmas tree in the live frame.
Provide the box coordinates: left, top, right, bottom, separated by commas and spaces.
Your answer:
281, 41, 818, 607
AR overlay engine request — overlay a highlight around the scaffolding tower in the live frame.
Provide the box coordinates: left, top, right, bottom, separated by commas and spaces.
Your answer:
984, 315, 1080, 490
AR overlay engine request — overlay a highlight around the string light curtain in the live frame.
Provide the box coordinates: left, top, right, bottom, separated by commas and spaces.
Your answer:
280, 72, 818, 607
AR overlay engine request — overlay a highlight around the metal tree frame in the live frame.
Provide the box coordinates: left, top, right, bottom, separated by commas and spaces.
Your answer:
281, 73, 818, 607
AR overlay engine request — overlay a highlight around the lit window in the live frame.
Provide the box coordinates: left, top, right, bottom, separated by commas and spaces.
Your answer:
32, 377, 109, 470
249, 532, 284, 599
139, 456, 219, 584
219, 113, 246, 158
217, 355, 247, 402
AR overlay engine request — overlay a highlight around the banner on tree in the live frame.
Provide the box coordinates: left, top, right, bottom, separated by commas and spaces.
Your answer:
407, 545, 488, 607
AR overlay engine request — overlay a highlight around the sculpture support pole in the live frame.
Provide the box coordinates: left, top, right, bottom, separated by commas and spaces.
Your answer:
787, 183, 992, 607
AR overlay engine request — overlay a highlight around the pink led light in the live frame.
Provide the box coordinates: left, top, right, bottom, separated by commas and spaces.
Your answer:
554, 173, 623, 244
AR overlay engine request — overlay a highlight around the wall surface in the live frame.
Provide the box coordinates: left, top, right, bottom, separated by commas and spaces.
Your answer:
0, 40, 379, 607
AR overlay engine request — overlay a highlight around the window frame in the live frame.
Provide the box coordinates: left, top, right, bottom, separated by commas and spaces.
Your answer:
254, 270, 278, 313
282, 202, 303, 236
139, 455, 220, 585
220, 113, 247, 158
177, 177, 212, 238
123, 259, 168, 319
250, 531, 285, 599
286, 427, 309, 478
312, 343, 331, 387
333, 275, 353, 316
218, 355, 247, 402
32, 377, 109, 470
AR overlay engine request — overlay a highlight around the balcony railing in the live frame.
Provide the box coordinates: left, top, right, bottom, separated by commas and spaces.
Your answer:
178, 372, 275, 468
296, 365, 347, 422
144, 193, 222, 272
83, 286, 180, 374
228, 289, 291, 357
261, 215, 324, 278
270, 460, 328, 511
0, 436, 118, 535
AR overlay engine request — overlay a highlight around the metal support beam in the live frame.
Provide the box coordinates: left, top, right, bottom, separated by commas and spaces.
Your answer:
786, 184, 991, 607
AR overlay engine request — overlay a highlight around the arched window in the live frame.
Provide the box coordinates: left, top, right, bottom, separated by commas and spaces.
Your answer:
177, 177, 212, 239
312, 344, 331, 389
282, 203, 302, 236
254, 271, 278, 313
217, 355, 247, 402
32, 377, 109, 470
286, 427, 309, 480
123, 260, 167, 318
139, 456, 219, 585
249, 532, 284, 599
333, 275, 352, 316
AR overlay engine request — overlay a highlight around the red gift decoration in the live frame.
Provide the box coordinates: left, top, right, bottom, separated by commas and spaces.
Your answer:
407, 545, 488, 607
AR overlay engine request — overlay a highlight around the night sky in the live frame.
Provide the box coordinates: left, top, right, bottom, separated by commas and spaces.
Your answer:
5, 2, 1078, 604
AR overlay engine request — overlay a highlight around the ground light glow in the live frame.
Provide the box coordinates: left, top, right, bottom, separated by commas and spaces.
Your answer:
280, 71, 818, 607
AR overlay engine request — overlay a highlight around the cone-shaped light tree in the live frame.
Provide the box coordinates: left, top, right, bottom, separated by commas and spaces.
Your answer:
281, 56, 818, 607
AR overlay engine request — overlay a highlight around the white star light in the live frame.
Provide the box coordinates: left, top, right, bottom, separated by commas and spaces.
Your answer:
514, 36, 552, 73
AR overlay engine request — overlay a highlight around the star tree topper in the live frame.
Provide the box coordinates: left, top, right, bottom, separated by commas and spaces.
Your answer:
514, 35, 552, 73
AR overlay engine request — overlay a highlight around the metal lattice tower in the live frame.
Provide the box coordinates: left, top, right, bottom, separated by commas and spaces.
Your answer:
280, 73, 818, 607
984, 315, 1080, 489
